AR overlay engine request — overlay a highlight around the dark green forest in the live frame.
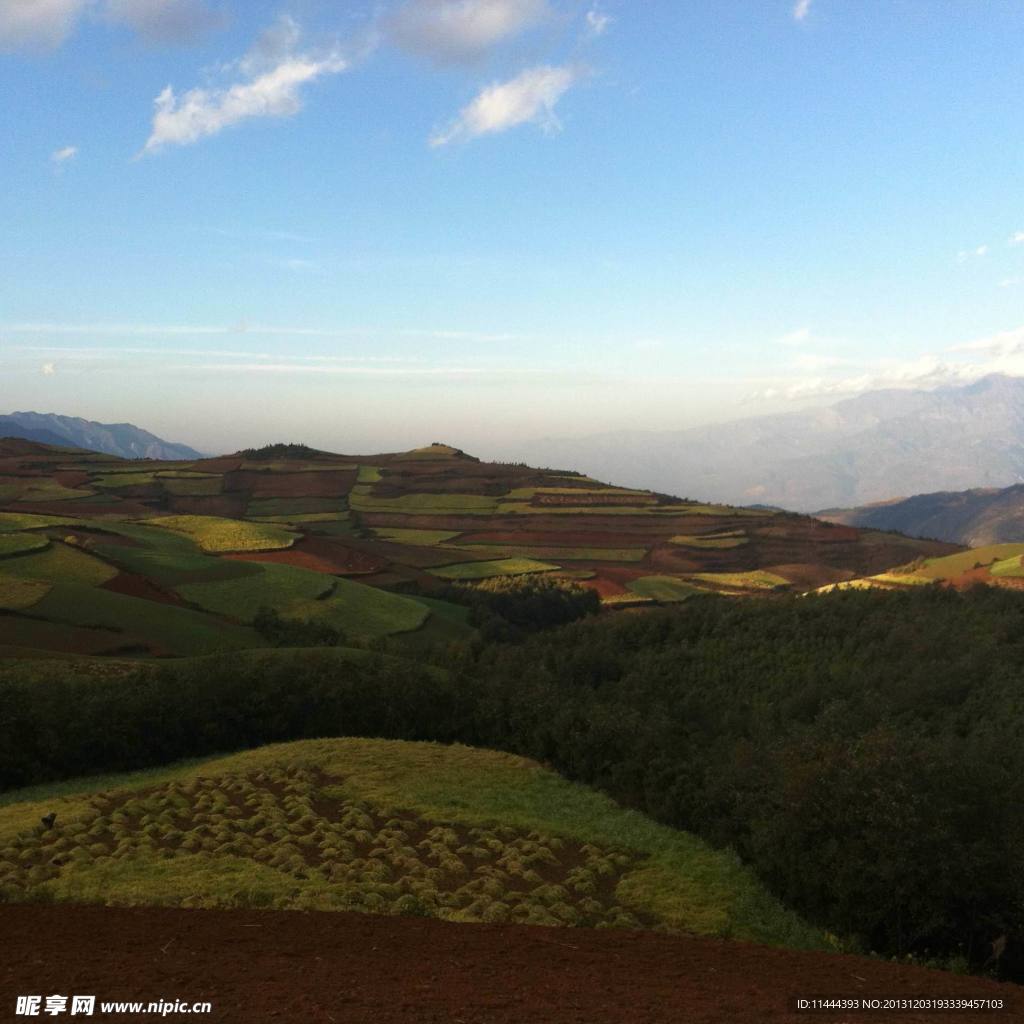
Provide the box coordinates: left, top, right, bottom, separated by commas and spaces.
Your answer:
2, 586, 1022, 977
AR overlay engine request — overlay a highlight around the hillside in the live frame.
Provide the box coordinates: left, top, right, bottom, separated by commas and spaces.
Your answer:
495, 374, 1024, 511
0, 438, 957, 659
0, 412, 201, 460
822, 483, 1024, 546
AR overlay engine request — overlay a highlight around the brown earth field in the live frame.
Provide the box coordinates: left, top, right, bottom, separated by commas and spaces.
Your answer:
226, 536, 386, 575
1, 905, 1021, 1024
223, 470, 356, 498
100, 571, 185, 606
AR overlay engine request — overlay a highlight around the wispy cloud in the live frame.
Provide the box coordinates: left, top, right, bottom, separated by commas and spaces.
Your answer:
2, 322, 521, 343
1009, 231, 1024, 247
776, 327, 814, 347
0, 0, 89, 51
386, 0, 549, 65
430, 63, 581, 146
957, 244, 989, 263
141, 16, 348, 154
585, 8, 611, 37
51, 145, 78, 164
792, 0, 813, 22
103, 0, 223, 45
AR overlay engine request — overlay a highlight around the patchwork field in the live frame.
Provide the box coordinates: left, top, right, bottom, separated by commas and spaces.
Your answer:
0, 437, 961, 659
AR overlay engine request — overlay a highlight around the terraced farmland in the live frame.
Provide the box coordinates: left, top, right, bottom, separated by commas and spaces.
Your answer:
0, 437, 960, 659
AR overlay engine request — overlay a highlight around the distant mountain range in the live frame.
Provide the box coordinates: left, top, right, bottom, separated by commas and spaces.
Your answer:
0, 412, 202, 461
501, 375, 1024, 512
821, 484, 1024, 547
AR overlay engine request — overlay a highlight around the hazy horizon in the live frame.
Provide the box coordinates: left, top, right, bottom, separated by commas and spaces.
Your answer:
5, 0, 1024, 456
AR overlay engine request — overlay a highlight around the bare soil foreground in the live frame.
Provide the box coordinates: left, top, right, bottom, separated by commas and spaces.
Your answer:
2, 906, 1022, 1023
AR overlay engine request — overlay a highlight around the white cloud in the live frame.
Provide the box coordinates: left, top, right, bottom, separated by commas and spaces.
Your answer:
792, 0, 813, 22
51, 145, 78, 163
141, 20, 348, 153
1009, 231, 1024, 247
430, 64, 580, 146
386, 0, 549, 64
776, 327, 813, 347
585, 9, 611, 37
103, 0, 222, 45
957, 244, 989, 262
0, 0, 89, 51
40, 361, 56, 376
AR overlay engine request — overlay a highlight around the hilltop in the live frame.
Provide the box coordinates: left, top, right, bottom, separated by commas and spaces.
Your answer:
0, 438, 957, 659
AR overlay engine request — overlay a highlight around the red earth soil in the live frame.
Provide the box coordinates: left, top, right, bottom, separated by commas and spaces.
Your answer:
223, 470, 355, 499
1, 905, 1020, 1024
100, 571, 185, 606
226, 537, 385, 575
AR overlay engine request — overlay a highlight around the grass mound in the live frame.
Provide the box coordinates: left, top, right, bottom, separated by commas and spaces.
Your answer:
626, 577, 706, 602
0, 739, 822, 947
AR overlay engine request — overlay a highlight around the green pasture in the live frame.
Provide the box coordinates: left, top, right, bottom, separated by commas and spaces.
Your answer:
0, 575, 51, 611
669, 533, 749, 549
430, 557, 560, 580
246, 497, 343, 517
350, 488, 500, 515
147, 515, 296, 553
0, 534, 49, 559
92, 473, 158, 489
990, 554, 1024, 577
626, 577, 707, 602
372, 528, 462, 546
916, 544, 1024, 580
88, 524, 260, 586
356, 466, 382, 484
690, 570, 790, 590
1, 542, 119, 587
0, 513, 78, 533
453, 543, 647, 562
0, 738, 824, 948
29, 583, 260, 656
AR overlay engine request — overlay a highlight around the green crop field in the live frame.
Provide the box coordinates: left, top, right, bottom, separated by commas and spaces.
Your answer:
373, 528, 462, 546
1, 542, 119, 587
350, 489, 500, 515
990, 554, 1024, 577
88, 525, 261, 586
0, 575, 51, 611
0, 513, 78, 533
916, 544, 1024, 580
246, 498, 343, 517
5, 480, 96, 502
29, 583, 260, 656
92, 473, 158, 489
0, 533, 49, 559
147, 515, 296, 553
176, 563, 335, 620
356, 466, 382, 484
0, 738, 822, 947
669, 533, 749, 549
690, 570, 790, 590
626, 577, 707, 602
453, 543, 647, 562
431, 557, 560, 580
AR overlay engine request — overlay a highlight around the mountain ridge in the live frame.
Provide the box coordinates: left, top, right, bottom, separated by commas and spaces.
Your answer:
0, 411, 202, 461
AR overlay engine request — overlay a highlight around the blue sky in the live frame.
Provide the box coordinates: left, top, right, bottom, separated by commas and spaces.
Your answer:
3, 0, 1024, 455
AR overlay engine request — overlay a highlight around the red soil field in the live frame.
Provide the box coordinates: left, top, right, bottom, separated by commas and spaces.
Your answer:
100, 571, 185, 606
226, 537, 385, 575
2, 905, 1020, 1024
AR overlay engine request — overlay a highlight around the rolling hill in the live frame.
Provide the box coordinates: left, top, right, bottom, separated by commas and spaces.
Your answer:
0, 437, 957, 660
822, 483, 1024, 546
0, 412, 202, 460
496, 374, 1024, 511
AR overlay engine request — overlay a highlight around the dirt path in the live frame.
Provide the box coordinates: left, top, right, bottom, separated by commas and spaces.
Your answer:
1, 905, 1020, 1023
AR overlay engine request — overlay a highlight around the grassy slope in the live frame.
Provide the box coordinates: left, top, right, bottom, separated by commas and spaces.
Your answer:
0, 738, 825, 950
